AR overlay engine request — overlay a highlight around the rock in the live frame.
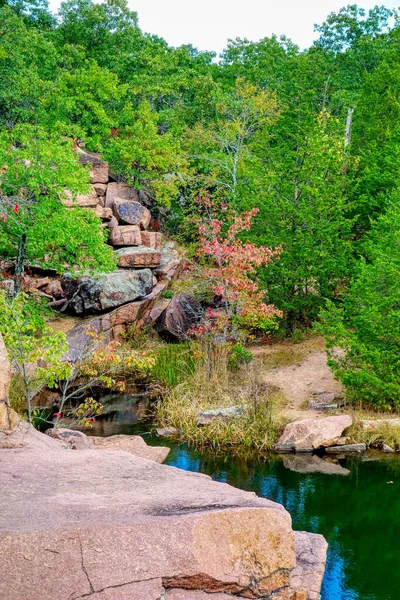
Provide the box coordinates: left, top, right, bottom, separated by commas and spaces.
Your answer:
308, 400, 338, 411
77, 148, 109, 184
156, 427, 180, 438
283, 454, 350, 476
141, 231, 162, 250
45, 428, 94, 449
93, 182, 108, 196
62, 269, 153, 314
196, 406, 246, 426
62, 187, 99, 208
0, 403, 19, 432
289, 531, 328, 600
361, 419, 400, 430
316, 392, 336, 403
94, 205, 113, 220
113, 198, 151, 228
326, 443, 366, 454
382, 443, 395, 453
105, 183, 138, 208
274, 415, 353, 453
46, 280, 64, 300
166, 591, 233, 599
0, 279, 15, 296
156, 293, 203, 341
115, 246, 161, 268
0, 427, 325, 600
91, 435, 170, 463
109, 225, 142, 246
154, 253, 183, 282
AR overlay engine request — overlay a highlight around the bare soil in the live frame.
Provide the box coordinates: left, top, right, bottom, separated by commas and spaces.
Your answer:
252, 336, 343, 421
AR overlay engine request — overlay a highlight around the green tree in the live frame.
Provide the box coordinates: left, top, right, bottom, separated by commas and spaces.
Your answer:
320, 198, 400, 409
0, 125, 115, 287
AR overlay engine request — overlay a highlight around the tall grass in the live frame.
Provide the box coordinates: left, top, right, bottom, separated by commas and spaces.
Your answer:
156, 341, 286, 456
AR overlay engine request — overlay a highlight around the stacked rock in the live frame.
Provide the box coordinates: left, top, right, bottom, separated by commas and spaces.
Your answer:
66, 149, 163, 271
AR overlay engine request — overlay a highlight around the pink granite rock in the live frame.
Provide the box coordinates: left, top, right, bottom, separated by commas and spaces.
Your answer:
113, 199, 151, 228
109, 225, 142, 246
106, 183, 138, 208
115, 246, 161, 268
91, 434, 170, 463
275, 415, 352, 452
141, 231, 162, 250
0, 429, 315, 600
166, 591, 233, 599
290, 531, 328, 600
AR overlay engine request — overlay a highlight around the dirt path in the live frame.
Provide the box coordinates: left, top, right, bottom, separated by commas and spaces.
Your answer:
252, 336, 343, 421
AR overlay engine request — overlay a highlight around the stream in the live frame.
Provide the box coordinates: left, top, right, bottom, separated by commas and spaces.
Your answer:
86, 397, 400, 600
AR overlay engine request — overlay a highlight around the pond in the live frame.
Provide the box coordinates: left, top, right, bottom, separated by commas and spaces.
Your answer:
86, 398, 400, 600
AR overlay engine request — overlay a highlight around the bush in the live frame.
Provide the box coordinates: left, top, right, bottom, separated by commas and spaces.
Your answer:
319, 201, 400, 409
228, 343, 253, 371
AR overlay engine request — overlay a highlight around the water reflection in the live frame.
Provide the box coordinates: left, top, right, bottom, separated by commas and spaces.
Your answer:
158, 442, 400, 600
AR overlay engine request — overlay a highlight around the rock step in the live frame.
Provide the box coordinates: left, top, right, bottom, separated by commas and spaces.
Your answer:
116, 246, 161, 268
110, 225, 142, 247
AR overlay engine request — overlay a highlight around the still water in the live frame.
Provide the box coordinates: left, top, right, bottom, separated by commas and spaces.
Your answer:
87, 400, 400, 600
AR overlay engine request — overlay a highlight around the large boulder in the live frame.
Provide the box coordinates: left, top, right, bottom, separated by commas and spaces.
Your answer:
115, 246, 161, 268
156, 293, 203, 341
113, 198, 151, 228
109, 225, 142, 246
275, 415, 353, 453
105, 183, 138, 208
0, 430, 325, 600
62, 269, 153, 314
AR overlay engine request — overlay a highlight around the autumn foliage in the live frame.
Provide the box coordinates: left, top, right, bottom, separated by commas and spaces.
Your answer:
193, 195, 282, 339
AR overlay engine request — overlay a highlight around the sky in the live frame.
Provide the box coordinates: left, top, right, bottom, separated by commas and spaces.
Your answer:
127, 0, 399, 54
48, 0, 400, 54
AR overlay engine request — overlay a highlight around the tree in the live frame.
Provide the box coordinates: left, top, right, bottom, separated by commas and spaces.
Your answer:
193, 196, 282, 340
319, 198, 400, 409
0, 292, 68, 423
0, 125, 116, 288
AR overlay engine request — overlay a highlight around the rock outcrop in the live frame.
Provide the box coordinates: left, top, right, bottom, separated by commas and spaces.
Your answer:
62, 270, 153, 314
275, 415, 352, 453
156, 292, 203, 341
0, 425, 327, 600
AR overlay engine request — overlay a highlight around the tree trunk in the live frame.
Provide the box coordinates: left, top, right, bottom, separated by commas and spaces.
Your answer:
14, 232, 27, 296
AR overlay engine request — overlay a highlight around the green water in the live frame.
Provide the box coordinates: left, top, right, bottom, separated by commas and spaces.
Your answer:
86, 403, 400, 600
157, 441, 400, 600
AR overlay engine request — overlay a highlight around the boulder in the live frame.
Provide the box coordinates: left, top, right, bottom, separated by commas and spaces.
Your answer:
154, 251, 183, 282
156, 427, 180, 438
382, 443, 395, 453
326, 443, 366, 454
156, 293, 203, 341
62, 269, 153, 314
77, 149, 110, 184
45, 428, 93, 449
109, 225, 142, 247
93, 205, 113, 220
141, 231, 162, 250
115, 246, 161, 268
289, 531, 328, 600
274, 415, 352, 453
196, 406, 246, 426
91, 435, 170, 463
113, 198, 151, 228
105, 183, 138, 208
62, 187, 99, 208
93, 182, 107, 196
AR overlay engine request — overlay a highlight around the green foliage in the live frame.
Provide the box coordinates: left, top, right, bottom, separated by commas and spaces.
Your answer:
0, 291, 69, 423
228, 343, 253, 371
151, 342, 198, 388
319, 201, 400, 409
0, 124, 116, 274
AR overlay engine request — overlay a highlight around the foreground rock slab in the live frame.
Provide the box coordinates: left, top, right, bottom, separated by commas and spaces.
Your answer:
275, 415, 352, 453
0, 427, 326, 600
